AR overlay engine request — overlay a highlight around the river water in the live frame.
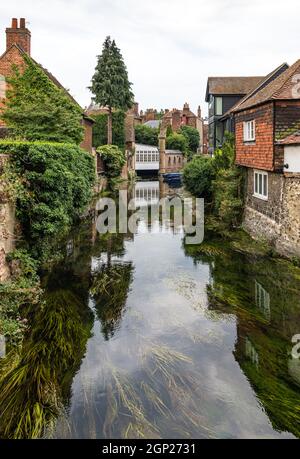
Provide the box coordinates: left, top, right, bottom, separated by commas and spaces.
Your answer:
1, 179, 300, 439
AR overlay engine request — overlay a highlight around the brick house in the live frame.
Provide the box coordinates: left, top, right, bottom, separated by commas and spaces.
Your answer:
231, 60, 300, 256
0, 18, 94, 152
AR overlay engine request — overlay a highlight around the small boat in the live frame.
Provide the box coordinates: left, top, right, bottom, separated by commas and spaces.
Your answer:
163, 173, 182, 182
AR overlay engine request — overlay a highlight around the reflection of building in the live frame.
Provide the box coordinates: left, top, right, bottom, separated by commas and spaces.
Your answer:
255, 281, 271, 321
134, 181, 159, 205
205, 250, 300, 438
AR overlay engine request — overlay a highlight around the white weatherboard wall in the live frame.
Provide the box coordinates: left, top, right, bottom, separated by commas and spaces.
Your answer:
284, 145, 300, 173
135, 144, 159, 171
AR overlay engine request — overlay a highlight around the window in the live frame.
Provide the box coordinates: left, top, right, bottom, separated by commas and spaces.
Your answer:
254, 170, 268, 200
243, 120, 255, 141
215, 97, 223, 116
208, 95, 214, 118
0, 75, 6, 99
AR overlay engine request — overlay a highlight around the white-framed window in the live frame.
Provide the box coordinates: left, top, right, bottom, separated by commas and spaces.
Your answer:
254, 170, 268, 200
243, 120, 255, 141
215, 97, 223, 116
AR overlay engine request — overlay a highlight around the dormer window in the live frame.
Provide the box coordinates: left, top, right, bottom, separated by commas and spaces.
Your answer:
0, 75, 6, 99
244, 120, 255, 142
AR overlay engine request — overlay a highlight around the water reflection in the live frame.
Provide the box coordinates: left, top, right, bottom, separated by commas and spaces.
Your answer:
0, 180, 300, 439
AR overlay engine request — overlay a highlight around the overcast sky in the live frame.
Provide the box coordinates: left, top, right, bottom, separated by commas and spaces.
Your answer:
1, 0, 299, 116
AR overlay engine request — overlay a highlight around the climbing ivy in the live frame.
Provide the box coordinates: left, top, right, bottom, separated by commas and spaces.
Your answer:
2, 55, 84, 144
0, 140, 95, 254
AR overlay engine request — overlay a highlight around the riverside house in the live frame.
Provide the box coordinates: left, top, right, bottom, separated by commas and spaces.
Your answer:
0, 18, 94, 152
230, 60, 300, 257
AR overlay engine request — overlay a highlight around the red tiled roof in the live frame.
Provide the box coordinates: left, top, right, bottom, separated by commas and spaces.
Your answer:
222, 63, 289, 118
277, 131, 300, 145
231, 59, 300, 112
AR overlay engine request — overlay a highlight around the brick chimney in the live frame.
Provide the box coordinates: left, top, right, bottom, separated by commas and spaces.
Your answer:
6, 18, 31, 55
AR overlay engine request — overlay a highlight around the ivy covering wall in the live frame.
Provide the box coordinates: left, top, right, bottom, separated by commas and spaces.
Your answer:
0, 141, 95, 255
92, 111, 126, 149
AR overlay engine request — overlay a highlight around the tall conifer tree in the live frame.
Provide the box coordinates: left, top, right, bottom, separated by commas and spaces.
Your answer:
90, 37, 134, 145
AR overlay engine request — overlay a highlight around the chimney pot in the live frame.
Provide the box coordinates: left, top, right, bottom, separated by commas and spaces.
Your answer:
6, 17, 31, 54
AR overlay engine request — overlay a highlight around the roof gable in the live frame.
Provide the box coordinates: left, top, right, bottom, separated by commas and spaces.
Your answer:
232, 60, 300, 112
0, 42, 25, 62
224, 63, 289, 115
0, 43, 83, 112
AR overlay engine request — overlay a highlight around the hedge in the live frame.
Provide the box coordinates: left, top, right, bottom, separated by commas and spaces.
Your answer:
0, 140, 95, 249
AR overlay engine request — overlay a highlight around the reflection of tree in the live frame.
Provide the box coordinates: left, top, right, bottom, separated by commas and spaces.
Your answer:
91, 262, 133, 340
0, 286, 93, 439
191, 240, 300, 439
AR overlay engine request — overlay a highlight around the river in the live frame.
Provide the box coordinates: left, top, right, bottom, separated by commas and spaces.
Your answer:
0, 179, 300, 439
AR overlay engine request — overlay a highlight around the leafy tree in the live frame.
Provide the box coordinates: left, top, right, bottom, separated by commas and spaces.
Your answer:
166, 132, 188, 153
212, 131, 235, 171
212, 133, 244, 229
183, 156, 215, 199
96, 145, 126, 178
92, 111, 125, 148
90, 37, 134, 145
2, 55, 84, 144
135, 124, 159, 146
179, 125, 200, 153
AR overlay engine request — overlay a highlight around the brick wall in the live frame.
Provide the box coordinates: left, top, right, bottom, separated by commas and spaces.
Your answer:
80, 118, 93, 153
245, 168, 284, 223
235, 102, 274, 171
0, 46, 25, 126
165, 153, 184, 172
243, 168, 300, 257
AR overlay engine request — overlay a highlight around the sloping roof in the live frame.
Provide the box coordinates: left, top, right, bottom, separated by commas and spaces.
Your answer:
205, 76, 263, 101
276, 131, 300, 145
135, 144, 158, 150
231, 59, 300, 112
143, 120, 161, 129
1, 43, 92, 120
221, 63, 289, 118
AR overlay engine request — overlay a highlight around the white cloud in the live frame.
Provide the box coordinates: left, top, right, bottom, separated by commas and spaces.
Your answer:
0, 0, 299, 115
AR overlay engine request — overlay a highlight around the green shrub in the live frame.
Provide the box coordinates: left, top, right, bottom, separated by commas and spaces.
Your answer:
166, 132, 188, 153
179, 125, 200, 153
96, 144, 126, 178
183, 156, 215, 199
92, 111, 125, 149
135, 124, 159, 146
0, 140, 95, 244
213, 167, 244, 229
211, 133, 244, 230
